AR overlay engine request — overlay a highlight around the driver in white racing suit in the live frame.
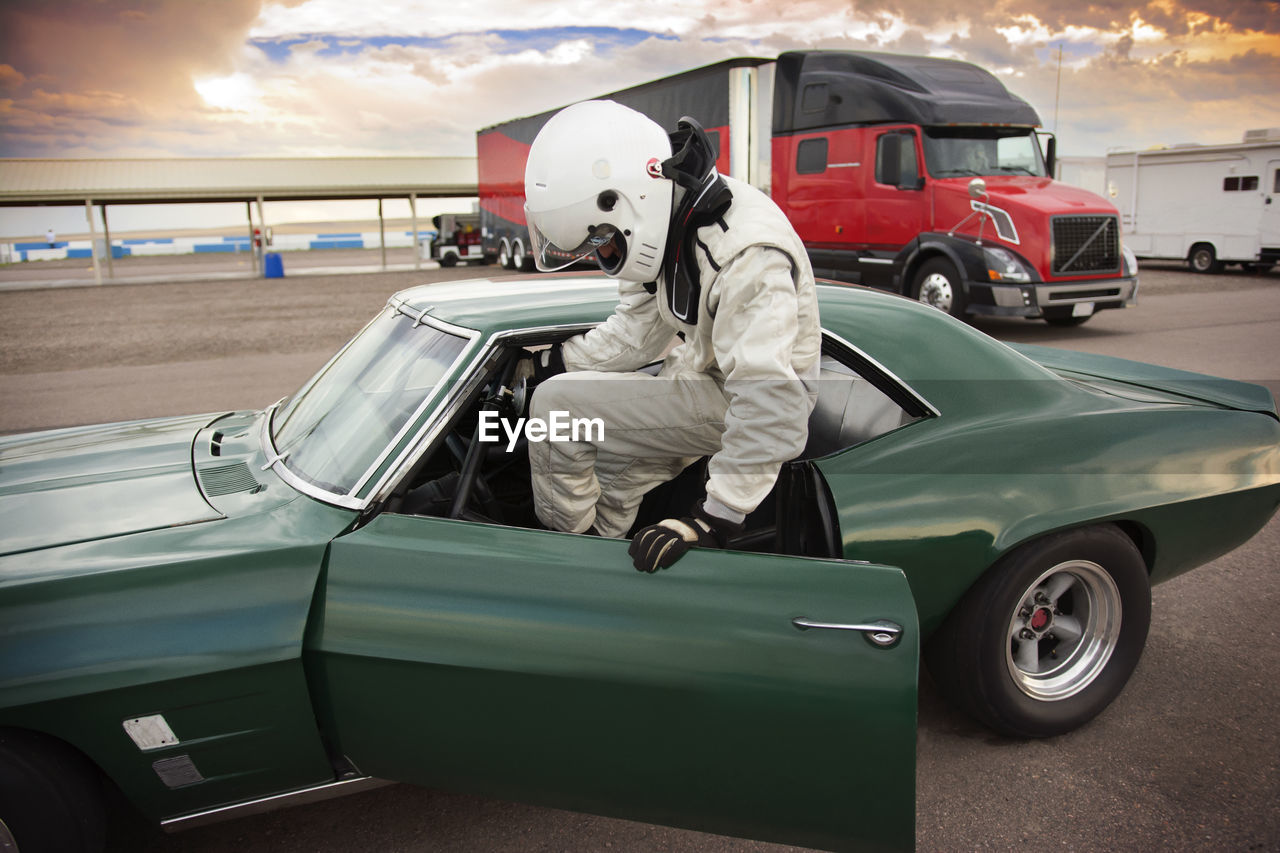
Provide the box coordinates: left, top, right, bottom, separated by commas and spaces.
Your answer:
523, 100, 821, 573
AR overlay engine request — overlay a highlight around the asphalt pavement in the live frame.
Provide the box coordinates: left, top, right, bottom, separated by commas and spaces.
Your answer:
1, 252, 1277, 851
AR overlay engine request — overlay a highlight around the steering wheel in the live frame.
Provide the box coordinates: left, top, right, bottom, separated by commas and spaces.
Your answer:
447, 354, 531, 522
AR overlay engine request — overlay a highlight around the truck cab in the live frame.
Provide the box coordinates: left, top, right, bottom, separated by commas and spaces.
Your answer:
770, 51, 1138, 326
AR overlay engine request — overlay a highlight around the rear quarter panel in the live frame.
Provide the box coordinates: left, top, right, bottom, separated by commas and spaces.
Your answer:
818, 397, 1280, 637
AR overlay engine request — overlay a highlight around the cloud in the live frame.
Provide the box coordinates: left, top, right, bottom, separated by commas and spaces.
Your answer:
1, 0, 1278, 160
0, 64, 26, 90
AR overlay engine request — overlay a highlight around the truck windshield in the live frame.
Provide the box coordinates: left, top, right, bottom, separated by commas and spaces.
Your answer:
922, 128, 1047, 178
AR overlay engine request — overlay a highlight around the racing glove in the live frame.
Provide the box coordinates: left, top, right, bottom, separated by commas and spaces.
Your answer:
628, 501, 743, 573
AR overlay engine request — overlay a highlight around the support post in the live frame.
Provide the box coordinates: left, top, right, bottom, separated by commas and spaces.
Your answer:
256, 195, 267, 278
246, 201, 256, 275
378, 198, 387, 270
410, 192, 420, 270
85, 199, 102, 286
101, 203, 115, 279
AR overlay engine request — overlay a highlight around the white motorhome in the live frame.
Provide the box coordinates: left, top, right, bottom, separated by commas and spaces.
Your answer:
1105, 129, 1280, 273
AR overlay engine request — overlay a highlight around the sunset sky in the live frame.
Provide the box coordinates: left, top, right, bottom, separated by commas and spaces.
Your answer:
2, 0, 1278, 235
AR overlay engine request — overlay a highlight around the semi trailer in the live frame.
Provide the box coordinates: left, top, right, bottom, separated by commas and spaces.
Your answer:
478, 50, 1138, 326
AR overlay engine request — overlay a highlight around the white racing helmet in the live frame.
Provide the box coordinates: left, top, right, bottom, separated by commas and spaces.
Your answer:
524, 100, 674, 282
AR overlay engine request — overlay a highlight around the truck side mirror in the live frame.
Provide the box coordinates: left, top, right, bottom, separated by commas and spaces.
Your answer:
968, 178, 988, 200
1037, 131, 1057, 177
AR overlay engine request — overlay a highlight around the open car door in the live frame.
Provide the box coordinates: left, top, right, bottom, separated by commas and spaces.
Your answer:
309, 514, 918, 852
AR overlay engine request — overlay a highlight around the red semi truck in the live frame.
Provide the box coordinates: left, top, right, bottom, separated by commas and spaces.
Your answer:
478, 51, 1138, 326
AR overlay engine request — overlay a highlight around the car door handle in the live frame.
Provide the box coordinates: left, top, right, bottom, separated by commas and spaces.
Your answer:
792, 617, 903, 649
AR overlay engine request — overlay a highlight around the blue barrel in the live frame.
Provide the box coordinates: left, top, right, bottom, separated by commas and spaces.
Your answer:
263, 252, 284, 278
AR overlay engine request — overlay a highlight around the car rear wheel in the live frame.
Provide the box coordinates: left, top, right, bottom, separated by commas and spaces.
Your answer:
925, 524, 1151, 738
912, 258, 968, 320
0, 729, 106, 853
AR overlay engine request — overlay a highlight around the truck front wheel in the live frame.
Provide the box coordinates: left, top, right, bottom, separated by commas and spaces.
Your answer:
912, 258, 968, 320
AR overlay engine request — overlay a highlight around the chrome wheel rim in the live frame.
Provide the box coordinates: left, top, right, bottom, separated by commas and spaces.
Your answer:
1005, 560, 1122, 701
918, 273, 954, 312
498, 242, 510, 267
512, 240, 525, 268
1191, 249, 1212, 271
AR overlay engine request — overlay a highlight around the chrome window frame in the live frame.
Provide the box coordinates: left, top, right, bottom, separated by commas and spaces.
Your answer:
260, 299, 482, 510
821, 328, 941, 419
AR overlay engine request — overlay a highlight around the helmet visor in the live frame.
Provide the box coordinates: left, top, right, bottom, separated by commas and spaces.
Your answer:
524, 196, 622, 272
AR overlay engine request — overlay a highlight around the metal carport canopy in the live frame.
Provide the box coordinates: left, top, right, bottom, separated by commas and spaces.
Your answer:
0, 156, 478, 206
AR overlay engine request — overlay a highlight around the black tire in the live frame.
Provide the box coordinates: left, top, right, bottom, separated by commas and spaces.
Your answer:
911, 258, 968, 320
0, 729, 106, 853
498, 240, 513, 270
439, 253, 458, 268
1187, 244, 1223, 274
1042, 308, 1091, 327
512, 240, 534, 272
925, 524, 1151, 738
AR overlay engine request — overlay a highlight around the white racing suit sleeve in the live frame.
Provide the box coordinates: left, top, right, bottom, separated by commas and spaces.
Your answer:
705, 246, 814, 517
561, 280, 676, 373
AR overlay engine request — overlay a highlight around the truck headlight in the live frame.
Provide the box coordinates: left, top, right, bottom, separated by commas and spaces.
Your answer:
983, 246, 1033, 282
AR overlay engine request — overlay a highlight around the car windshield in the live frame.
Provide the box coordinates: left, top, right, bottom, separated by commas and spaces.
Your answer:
922, 127, 1048, 178
270, 306, 469, 496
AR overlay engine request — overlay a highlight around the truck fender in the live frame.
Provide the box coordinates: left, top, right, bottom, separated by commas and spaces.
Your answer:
895, 234, 989, 296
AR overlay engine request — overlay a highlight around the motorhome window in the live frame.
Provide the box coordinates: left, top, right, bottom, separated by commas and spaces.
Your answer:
1224, 177, 1240, 191
796, 138, 829, 174
922, 127, 1047, 178
1241, 176, 1259, 191
1275, 170, 1280, 193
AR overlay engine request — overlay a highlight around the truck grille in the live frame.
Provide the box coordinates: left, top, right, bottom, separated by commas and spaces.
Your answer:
1052, 215, 1120, 275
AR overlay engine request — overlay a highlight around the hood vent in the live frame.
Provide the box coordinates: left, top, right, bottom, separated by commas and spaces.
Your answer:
197, 461, 261, 497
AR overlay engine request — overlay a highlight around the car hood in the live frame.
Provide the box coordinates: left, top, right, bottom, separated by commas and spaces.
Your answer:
1010, 344, 1279, 416
0, 413, 223, 557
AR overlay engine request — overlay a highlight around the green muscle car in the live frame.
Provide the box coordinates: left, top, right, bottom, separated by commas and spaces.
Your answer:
2, 276, 1278, 853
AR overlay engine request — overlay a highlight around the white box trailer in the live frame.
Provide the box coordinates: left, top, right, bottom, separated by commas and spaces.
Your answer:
1105, 129, 1280, 273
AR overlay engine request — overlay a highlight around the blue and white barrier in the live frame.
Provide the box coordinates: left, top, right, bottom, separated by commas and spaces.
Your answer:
3, 230, 437, 262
